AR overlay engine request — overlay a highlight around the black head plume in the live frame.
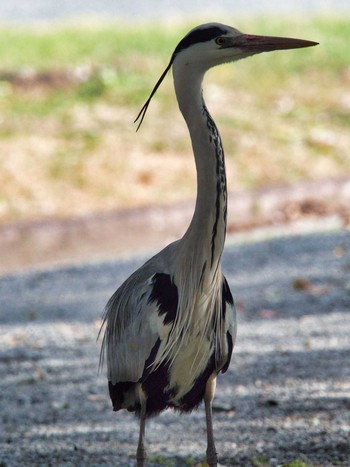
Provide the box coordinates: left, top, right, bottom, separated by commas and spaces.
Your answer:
134, 55, 174, 131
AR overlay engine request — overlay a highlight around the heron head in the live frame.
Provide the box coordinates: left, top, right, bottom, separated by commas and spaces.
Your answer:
135, 23, 318, 129
172, 23, 318, 70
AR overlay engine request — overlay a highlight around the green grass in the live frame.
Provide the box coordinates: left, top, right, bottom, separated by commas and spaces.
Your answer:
0, 16, 347, 70
0, 23, 173, 69
0, 16, 348, 111
0, 16, 349, 224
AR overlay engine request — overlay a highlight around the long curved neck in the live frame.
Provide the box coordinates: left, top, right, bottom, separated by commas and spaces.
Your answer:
173, 65, 227, 271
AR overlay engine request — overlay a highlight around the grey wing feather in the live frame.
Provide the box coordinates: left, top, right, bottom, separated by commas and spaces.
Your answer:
100, 243, 178, 385
100, 272, 158, 384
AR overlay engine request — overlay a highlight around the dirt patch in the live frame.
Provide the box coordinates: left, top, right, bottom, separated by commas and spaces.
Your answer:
0, 177, 349, 275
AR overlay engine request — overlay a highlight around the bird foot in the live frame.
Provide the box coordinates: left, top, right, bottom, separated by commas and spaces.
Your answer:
136, 447, 147, 467
206, 447, 218, 466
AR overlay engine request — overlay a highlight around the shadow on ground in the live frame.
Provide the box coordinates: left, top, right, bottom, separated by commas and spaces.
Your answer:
0, 230, 349, 466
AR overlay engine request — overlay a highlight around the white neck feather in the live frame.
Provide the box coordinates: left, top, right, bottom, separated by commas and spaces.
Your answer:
172, 59, 228, 273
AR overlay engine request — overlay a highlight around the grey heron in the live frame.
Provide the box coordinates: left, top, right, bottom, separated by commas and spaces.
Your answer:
100, 23, 317, 466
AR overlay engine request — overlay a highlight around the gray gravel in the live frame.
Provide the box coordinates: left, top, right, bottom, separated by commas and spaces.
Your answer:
1, 229, 349, 466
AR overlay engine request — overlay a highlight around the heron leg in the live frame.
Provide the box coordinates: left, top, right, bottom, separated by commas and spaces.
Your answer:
204, 376, 218, 467
136, 398, 147, 467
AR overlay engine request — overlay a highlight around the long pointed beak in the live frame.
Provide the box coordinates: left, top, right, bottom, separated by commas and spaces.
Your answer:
232, 33, 318, 52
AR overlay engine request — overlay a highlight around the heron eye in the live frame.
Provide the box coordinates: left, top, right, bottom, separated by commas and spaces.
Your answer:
215, 37, 225, 46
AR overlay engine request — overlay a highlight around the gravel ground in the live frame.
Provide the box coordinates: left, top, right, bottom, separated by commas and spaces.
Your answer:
0, 229, 349, 466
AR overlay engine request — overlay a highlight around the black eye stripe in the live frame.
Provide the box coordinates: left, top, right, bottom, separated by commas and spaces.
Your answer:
174, 26, 227, 55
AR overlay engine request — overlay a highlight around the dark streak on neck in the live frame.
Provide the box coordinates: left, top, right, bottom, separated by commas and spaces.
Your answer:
202, 103, 228, 268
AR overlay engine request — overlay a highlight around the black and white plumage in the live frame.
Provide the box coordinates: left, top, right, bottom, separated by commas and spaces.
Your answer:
100, 23, 317, 466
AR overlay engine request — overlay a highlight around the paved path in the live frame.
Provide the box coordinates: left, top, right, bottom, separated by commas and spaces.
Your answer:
0, 229, 349, 466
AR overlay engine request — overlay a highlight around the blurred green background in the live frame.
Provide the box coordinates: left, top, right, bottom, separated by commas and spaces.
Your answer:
0, 16, 349, 225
